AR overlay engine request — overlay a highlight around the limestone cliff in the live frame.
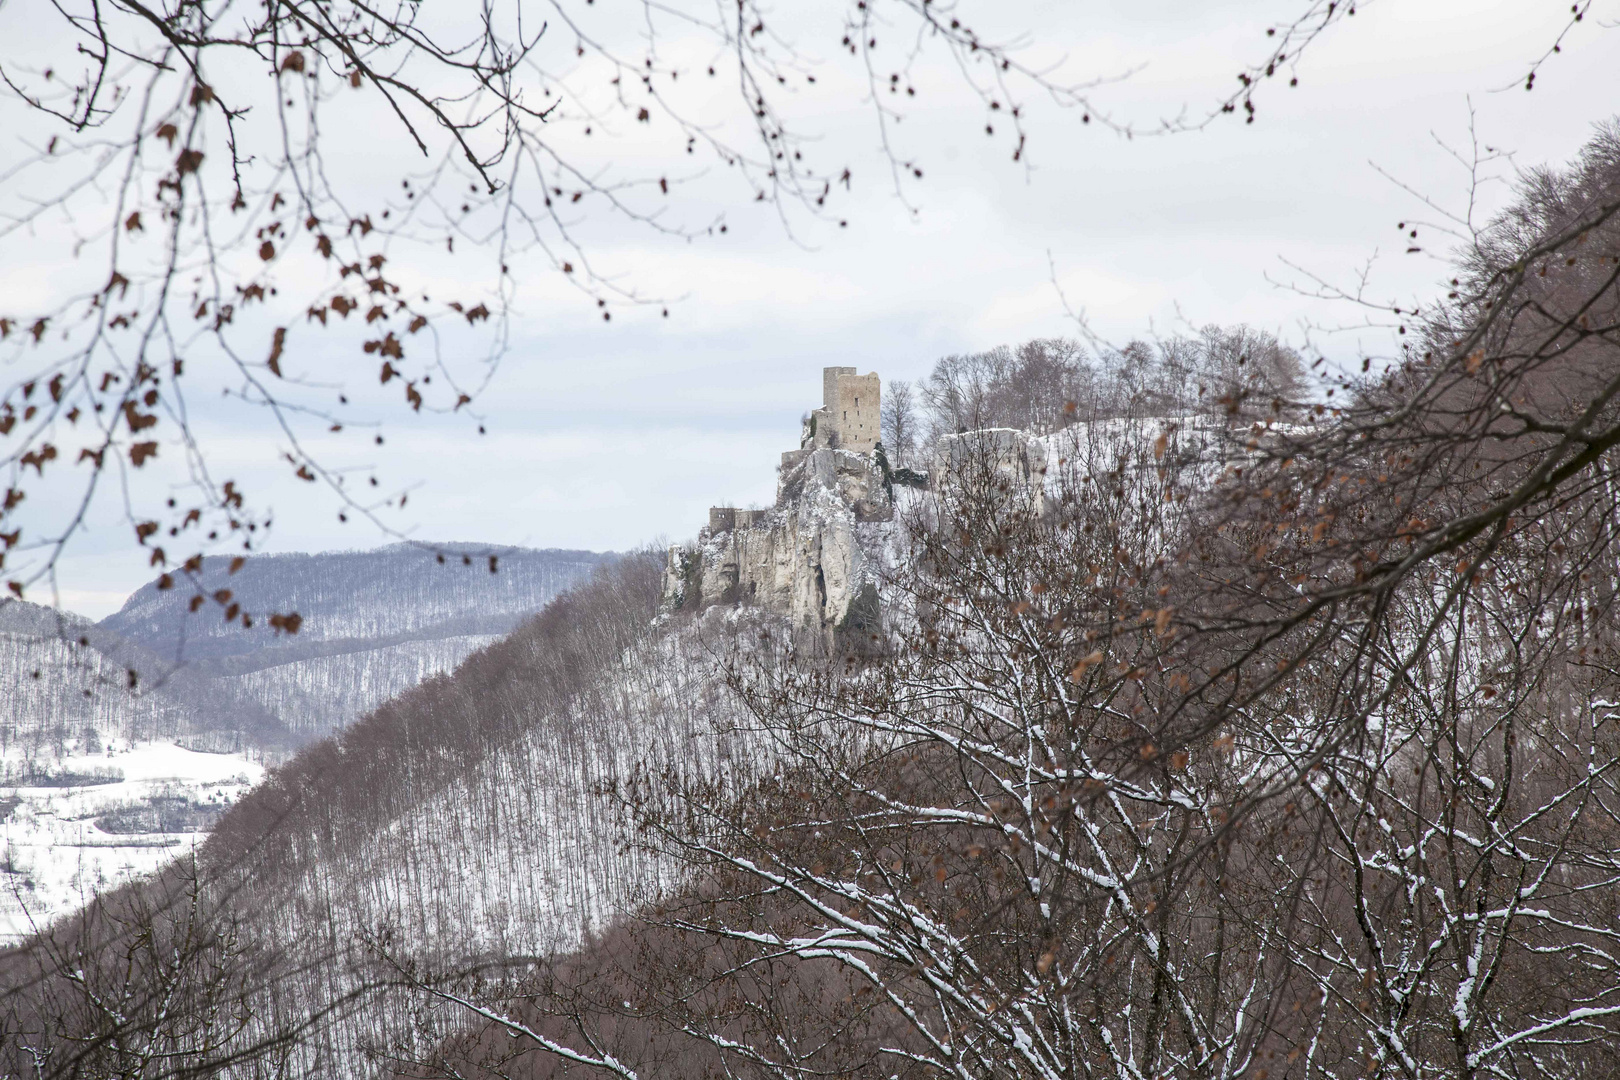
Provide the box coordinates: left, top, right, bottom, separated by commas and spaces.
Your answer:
930, 427, 1049, 513
659, 391, 1062, 640
661, 446, 891, 638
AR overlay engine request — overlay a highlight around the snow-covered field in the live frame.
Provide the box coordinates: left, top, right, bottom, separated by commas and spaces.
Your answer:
0, 740, 264, 942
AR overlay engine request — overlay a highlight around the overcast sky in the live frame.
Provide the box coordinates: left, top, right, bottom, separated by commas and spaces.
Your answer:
5, 0, 1619, 619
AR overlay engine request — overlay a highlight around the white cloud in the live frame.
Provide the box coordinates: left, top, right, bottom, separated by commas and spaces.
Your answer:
4, 0, 1618, 615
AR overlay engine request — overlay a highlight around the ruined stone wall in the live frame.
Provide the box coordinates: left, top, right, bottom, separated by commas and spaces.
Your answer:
822, 366, 856, 417
666, 366, 895, 642
707, 508, 770, 533
666, 427, 1053, 634
804, 367, 881, 452
828, 371, 880, 452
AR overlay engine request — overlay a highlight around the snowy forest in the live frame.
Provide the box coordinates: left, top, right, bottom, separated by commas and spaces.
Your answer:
4, 2, 1620, 1079
6, 125, 1620, 1077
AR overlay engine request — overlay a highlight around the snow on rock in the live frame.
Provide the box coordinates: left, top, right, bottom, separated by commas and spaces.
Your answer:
659, 415, 1232, 645
931, 427, 1050, 511
661, 446, 890, 639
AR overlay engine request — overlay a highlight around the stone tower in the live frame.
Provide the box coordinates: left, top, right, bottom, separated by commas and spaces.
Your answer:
674, 364, 894, 638
805, 366, 881, 452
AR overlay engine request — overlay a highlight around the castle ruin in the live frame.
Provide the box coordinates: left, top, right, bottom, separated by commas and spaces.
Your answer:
663, 366, 890, 640
663, 364, 1053, 644
802, 366, 881, 453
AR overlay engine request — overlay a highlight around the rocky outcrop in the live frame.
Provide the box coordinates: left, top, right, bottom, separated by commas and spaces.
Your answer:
660, 420, 1060, 642
930, 428, 1049, 513
662, 448, 891, 638
777, 446, 892, 522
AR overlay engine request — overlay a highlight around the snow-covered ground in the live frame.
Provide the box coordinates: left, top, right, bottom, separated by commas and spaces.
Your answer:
0, 740, 264, 942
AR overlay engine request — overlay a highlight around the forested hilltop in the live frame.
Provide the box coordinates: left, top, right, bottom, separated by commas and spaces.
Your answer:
101, 543, 611, 740
0, 545, 608, 941
2, 544, 610, 756
103, 544, 606, 661
6, 127, 1620, 1080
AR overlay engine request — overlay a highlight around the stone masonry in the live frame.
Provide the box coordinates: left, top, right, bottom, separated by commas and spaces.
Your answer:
805, 366, 881, 453
661, 372, 1063, 642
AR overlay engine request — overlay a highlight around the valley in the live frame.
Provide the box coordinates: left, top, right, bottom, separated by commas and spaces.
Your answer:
0, 544, 610, 938
0, 739, 263, 941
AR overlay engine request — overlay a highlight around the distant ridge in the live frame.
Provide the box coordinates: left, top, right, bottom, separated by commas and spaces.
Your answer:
103, 543, 610, 660
1, 544, 612, 755
0, 598, 287, 751
95, 543, 614, 741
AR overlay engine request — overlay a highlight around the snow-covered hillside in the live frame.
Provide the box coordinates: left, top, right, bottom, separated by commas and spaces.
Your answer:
0, 601, 285, 752
212, 635, 502, 736
103, 543, 606, 656
169, 553, 699, 1074
96, 544, 612, 739
1, 545, 611, 756
0, 410, 1219, 1073
0, 546, 611, 942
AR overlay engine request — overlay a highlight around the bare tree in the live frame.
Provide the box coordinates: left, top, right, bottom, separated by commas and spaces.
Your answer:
0, 0, 1365, 620
401, 123, 1620, 1080
1188, 324, 1306, 417
5, 16, 1618, 1080
4, 0, 1551, 613
914, 330, 1302, 439
881, 378, 917, 471
0, 855, 342, 1080
919, 339, 1101, 437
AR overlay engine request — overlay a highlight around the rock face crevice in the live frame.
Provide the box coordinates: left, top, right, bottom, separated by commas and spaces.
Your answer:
661, 368, 894, 639
661, 446, 892, 638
